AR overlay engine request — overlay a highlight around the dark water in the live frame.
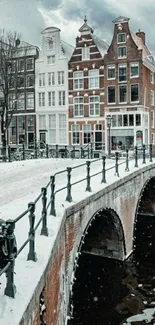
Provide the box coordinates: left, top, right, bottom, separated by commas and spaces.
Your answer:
70, 215, 155, 325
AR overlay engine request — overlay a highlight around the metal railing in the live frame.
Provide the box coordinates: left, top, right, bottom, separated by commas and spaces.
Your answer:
0, 144, 153, 298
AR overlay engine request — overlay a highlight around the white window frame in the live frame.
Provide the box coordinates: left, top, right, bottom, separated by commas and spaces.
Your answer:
49, 114, 56, 144
17, 93, 25, 110
150, 72, 154, 84
39, 115, 46, 130
119, 85, 127, 103
59, 114, 67, 144
58, 71, 64, 85
47, 55, 55, 64
130, 62, 139, 78
82, 46, 90, 60
83, 124, 91, 144
151, 110, 155, 128
151, 133, 155, 144
48, 91, 55, 107
26, 58, 34, 71
48, 72, 55, 86
107, 65, 116, 80
26, 92, 34, 109
89, 96, 100, 116
107, 86, 116, 104
151, 90, 154, 106
39, 92, 45, 107
73, 71, 83, 90
39, 73, 45, 87
89, 69, 99, 89
72, 124, 80, 145
118, 64, 127, 82
74, 97, 84, 117
118, 46, 127, 59
130, 84, 139, 103
58, 91, 65, 106
26, 74, 34, 87
117, 33, 126, 44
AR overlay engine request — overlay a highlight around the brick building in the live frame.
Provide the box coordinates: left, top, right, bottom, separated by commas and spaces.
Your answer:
68, 17, 109, 150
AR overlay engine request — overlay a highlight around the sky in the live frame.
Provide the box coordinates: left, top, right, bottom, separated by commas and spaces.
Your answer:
0, 0, 155, 51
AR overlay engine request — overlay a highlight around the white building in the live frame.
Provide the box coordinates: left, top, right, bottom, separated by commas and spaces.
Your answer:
35, 27, 74, 146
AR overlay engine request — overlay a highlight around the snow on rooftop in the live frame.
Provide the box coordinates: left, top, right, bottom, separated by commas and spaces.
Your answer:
0, 157, 154, 325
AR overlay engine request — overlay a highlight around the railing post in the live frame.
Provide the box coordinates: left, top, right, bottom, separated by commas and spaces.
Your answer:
134, 146, 138, 167
125, 148, 129, 171
81, 147, 84, 159
72, 146, 75, 159
22, 143, 25, 160
115, 152, 119, 177
27, 202, 37, 261
149, 144, 153, 162
66, 167, 72, 202
41, 187, 48, 236
4, 219, 17, 298
90, 142, 93, 159
50, 176, 56, 216
56, 144, 59, 158
35, 141, 38, 159
65, 145, 67, 158
8, 145, 11, 162
46, 144, 49, 158
142, 144, 146, 164
101, 155, 106, 183
86, 161, 91, 191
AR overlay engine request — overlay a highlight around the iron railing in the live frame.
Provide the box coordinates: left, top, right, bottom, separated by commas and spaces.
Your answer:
0, 144, 153, 298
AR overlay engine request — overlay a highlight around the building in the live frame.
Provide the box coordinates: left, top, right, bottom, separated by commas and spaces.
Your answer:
104, 16, 155, 151
68, 17, 109, 150
35, 27, 74, 146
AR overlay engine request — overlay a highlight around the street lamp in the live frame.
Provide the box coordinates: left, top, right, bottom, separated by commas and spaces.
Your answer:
106, 115, 113, 158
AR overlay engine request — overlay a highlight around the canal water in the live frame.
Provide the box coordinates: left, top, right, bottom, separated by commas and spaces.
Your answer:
70, 214, 155, 325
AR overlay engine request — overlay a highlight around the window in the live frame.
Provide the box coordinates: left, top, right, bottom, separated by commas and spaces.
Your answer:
48, 72, 55, 86
107, 65, 115, 80
131, 84, 139, 102
73, 71, 83, 90
58, 71, 64, 85
83, 124, 91, 144
72, 124, 80, 144
39, 115, 46, 130
59, 114, 67, 144
89, 96, 100, 116
119, 85, 127, 103
26, 74, 34, 87
136, 114, 141, 126
49, 114, 56, 144
26, 92, 34, 109
150, 72, 154, 84
151, 90, 154, 106
27, 115, 34, 132
58, 91, 65, 106
47, 38, 54, 50
129, 114, 134, 126
118, 115, 122, 126
152, 133, 155, 144
8, 60, 16, 73
123, 115, 128, 126
89, 69, 99, 89
17, 93, 25, 110
26, 58, 34, 70
48, 91, 55, 106
9, 116, 16, 144
18, 116, 25, 144
108, 86, 115, 104
9, 94, 16, 110
39, 92, 45, 107
151, 110, 155, 128
17, 75, 24, 88
117, 33, 126, 43
47, 55, 55, 64
18, 59, 24, 71
74, 97, 84, 116
39, 73, 45, 86
119, 64, 127, 82
118, 46, 127, 58
130, 63, 139, 78
111, 115, 117, 127
82, 46, 90, 60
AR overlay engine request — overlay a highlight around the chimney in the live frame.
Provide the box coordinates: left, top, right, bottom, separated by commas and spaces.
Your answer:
136, 29, 145, 44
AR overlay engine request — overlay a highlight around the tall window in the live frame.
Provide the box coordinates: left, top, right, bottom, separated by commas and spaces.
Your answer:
9, 116, 16, 144
72, 124, 80, 144
108, 86, 115, 104
119, 85, 127, 103
59, 114, 67, 144
39, 115, 46, 129
150, 72, 154, 84
47, 38, 54, 50
107, 65, 115, 80
17, 76, 24, 88
151, 110, 155, 128
151, 90, 154, 106
48, 72, 55, 86
83, 124, 91, 144
27, 115, 34, 132
118, 46, 127, 58
18, 59, 24, 71
58, 91, 65, 106
18, 116, 25, 144
131, 84, 139, 102
74, 97, 84, 116
26, 74, 34, 87
130, 63, 139, 78
82, 46, 90, 60
39, 92, 45, 107
119, 64, 127, 82
48, 91, 55, 106
47, 55, 55, 64
89, 96, 100, 116
49, 114, 56, 144
58, 71, 64, 85
73, 71, 83, 90
39, 73, 45, 86
9, 94, 16, 110
117, 33, 126, 43
17, 93, 25, 110
26, 58, 34, 70
89, 69, 99, 89
26, 92, 34, 109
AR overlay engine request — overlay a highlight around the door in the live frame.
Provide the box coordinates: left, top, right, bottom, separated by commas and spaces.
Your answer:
95, 124, 102, 150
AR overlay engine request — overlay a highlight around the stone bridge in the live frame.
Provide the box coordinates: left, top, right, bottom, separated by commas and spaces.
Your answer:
20, 161, 155, 325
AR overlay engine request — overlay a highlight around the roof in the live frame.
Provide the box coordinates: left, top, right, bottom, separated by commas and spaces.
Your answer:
41, 27, 60, 34
131, 31, 150, 58
60, 39, 74, 59
91, 33, 109, 57
113, 16, 130, 24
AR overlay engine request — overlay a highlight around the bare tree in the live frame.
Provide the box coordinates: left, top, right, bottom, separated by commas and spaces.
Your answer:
0, 29, 25, 159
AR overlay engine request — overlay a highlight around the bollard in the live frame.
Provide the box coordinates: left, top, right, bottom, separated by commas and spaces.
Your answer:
149, 144, 153, 162
27, 202, 37, 261
4, 219, 17, 298
86, 161, 91, 191
134, 146, 138, 167
142, 144, 146, 164
66, 167, 72, 202
115, 152, 119, 177
125, 148, 129, 171
101, 155, 106, 183
50, 176, 56, 216
41, 187, 48, 236
8, 146, 11, 162
56, 144, 59, 158
22, 143, 25, 160
46, 144, 49, 159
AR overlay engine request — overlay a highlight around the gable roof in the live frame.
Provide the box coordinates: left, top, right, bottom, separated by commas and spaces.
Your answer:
131, 31, 150, 58
60, 39, 74, 59
91, 33, 109, 56
113, 16, 130, 24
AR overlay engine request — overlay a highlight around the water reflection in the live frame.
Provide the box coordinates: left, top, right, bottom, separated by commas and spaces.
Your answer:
70, 215, 155, 325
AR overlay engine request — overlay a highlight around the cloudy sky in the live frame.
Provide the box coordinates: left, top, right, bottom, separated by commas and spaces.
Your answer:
0, 0, 154, 51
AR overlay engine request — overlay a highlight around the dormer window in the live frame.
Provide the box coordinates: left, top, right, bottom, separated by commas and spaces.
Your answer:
117, 33, 126, 43
47, 37, 55, 50
118, 46, 127, 58
82, 46, 90, 60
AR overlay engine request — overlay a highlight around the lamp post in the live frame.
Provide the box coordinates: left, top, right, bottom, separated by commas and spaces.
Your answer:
106, 115, 113, 158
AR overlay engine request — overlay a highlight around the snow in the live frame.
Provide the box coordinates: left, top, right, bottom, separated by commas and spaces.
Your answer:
0, 157, 154, 325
